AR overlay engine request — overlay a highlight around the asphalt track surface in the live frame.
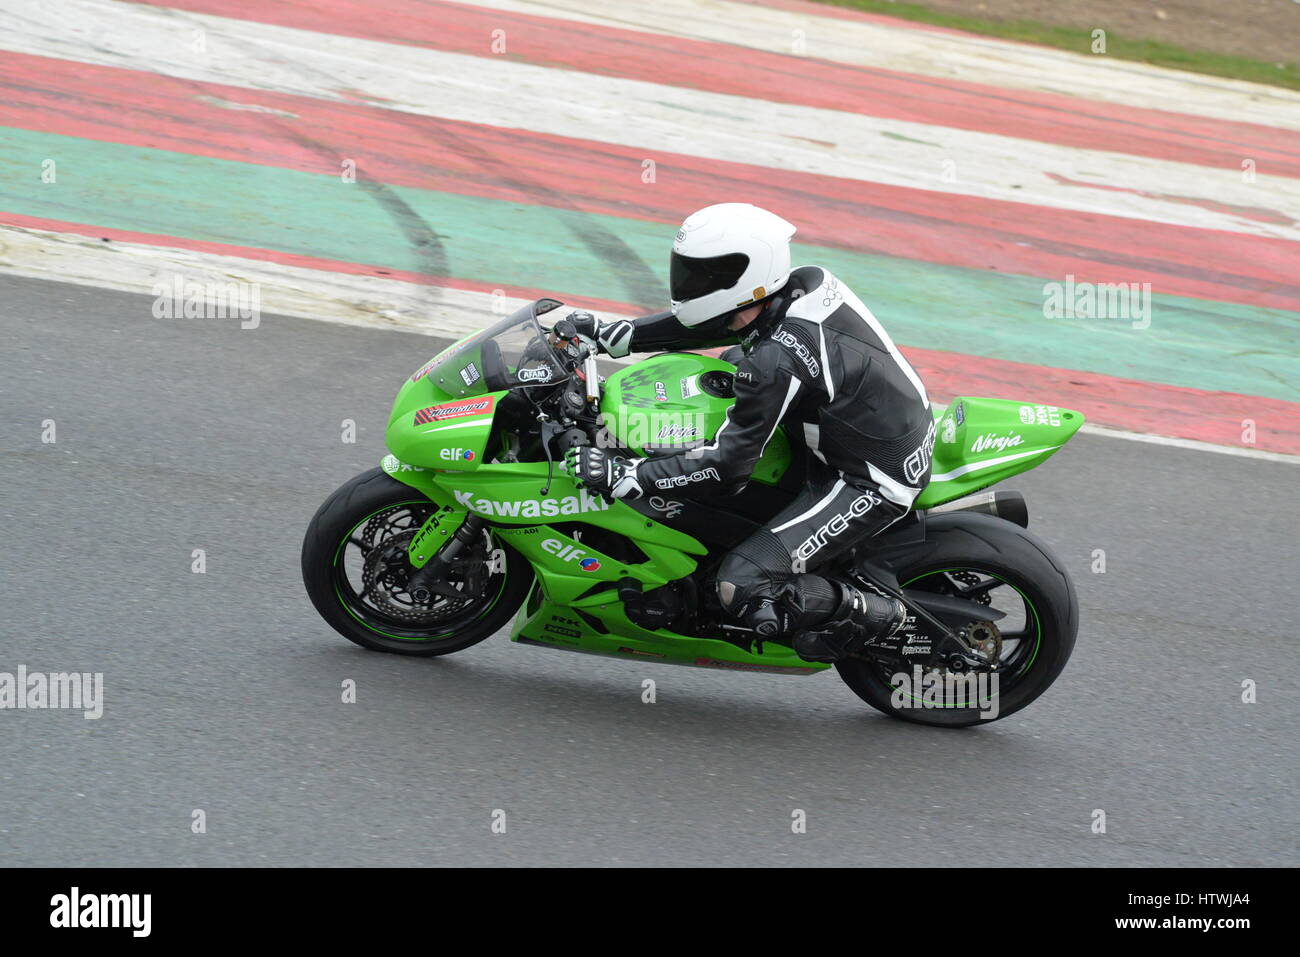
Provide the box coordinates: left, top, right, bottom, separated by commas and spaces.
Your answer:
1, 274, 1295, 867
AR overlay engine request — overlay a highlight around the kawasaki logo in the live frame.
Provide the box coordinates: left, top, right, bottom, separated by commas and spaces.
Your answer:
453, 489, 609, 518
970, 432, 1025, 454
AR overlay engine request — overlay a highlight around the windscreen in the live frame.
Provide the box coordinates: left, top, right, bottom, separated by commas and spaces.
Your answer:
409, 300, 566, 398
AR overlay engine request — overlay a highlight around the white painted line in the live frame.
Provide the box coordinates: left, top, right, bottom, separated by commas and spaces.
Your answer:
3, 0, 1299, 240
0, 222, 634, 336
1077, 422, 1300, 464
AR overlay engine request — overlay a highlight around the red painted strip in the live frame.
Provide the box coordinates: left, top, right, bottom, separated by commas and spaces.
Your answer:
3, 51, 1298, 312
133, 0, 1300, 178
5, 211, 1297, 456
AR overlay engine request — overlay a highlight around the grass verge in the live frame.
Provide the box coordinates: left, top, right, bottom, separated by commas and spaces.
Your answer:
809, 0, 1300, 92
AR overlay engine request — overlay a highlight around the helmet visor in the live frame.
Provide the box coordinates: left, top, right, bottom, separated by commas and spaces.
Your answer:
669, 251, 749, 304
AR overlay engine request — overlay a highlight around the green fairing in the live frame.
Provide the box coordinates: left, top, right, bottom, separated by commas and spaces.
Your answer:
915, 397, 1085, 509
377, 332, 1081, 673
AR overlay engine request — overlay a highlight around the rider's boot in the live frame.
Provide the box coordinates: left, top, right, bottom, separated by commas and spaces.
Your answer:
781, 577, 908, 664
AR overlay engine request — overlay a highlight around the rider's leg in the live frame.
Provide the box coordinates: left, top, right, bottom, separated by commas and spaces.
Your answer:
715, 468, 908, 661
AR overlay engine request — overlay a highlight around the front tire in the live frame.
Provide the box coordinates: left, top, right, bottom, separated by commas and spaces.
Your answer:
301, 468, 532, 656
835, 512, 1078, 726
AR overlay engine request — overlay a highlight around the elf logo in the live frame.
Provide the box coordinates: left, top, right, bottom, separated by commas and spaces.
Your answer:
542, 539, 602, 571
439, 447, 476, 462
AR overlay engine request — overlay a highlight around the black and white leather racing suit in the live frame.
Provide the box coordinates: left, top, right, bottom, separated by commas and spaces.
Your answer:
603, 265, 936, 632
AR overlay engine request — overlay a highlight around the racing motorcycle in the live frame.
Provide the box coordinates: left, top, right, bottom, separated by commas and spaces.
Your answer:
302, 299, 1081, 726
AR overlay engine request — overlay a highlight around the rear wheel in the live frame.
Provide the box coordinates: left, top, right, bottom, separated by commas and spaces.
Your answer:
302, 468, 532, 655
835, 512, 1077, 726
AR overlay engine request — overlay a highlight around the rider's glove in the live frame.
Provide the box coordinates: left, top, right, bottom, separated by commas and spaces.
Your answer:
564, 446, 643, 501
569, 311, 634, 359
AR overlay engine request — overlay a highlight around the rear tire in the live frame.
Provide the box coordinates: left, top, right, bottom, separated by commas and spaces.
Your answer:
302, 468, 532, 656
835, 512, 1078, 726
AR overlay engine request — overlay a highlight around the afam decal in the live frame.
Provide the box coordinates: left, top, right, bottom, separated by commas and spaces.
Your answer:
413, 396, 495, 425
454, 489, 609, 518
517, 365, 553, 383
970, 432, 1026, 454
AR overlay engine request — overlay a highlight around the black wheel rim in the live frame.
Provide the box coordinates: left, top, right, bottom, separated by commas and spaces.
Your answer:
869, 567, 1043, 709
330, 501, 509, 641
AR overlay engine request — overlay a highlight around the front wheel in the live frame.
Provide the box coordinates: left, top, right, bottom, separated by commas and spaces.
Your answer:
301, 468, 532, 655
835, 512, 1078, 727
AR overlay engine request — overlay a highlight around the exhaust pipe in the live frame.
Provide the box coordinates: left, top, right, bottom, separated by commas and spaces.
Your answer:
927, 490, 1028, 527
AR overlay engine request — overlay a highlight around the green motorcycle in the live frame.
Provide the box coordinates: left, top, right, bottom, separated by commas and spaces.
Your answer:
302, 299, 1082, 726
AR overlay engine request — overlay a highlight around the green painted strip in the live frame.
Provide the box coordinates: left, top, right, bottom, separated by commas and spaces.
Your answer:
3, 127, 1295, 400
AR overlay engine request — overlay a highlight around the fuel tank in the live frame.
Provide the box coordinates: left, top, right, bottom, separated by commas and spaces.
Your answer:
599, 353, 790, 484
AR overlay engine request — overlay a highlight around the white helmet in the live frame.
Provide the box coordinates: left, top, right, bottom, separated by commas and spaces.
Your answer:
669, 203, 796, 328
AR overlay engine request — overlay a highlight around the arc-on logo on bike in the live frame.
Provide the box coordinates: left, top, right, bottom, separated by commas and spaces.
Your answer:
414, 396, 495, 425
439, 448, 476, 462
542, 538, 601, 571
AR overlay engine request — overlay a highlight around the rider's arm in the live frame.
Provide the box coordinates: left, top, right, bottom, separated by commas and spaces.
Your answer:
634, 337, 807, 495
595, 310, 739, 357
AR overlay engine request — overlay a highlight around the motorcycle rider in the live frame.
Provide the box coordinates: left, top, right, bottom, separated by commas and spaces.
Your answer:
563, 203, 935, 663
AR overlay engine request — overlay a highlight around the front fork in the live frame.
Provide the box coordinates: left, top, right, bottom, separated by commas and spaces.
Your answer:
405, 509, 486, 602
